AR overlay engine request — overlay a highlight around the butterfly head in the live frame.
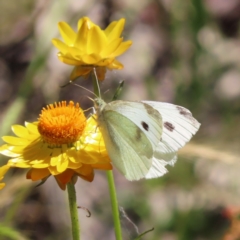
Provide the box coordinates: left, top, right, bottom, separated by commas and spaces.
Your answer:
94, 98, 107, 113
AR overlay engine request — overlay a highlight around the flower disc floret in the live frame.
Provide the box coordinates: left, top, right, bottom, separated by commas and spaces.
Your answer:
38, 101, 86, 145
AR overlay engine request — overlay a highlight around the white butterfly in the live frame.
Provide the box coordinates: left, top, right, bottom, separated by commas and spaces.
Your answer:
94, 98, 200, 181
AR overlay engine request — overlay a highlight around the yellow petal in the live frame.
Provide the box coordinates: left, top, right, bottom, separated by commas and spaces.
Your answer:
22, 143, 51, 161
105, 18, 125, 43
66, 150, 80, 163
95, 67, 107, 81
75, 19, 89, 52
54, 169, 74, 188
2, 136, 30, 146
30, 156, 51, 166
50, 148, 62, 166
104, 21, 117, 36
67, 148, 98, 164
77, 16, 92, 30
8, 160, 30, 168
12, 125, 29, 138
92, 162, 112, 170
58, 54, 83, 65
107, 59, 123, 70
0, 144, 21, 157
52, 39, 71, 55
55, 147, 69, 173
25, 122, 39, 135
0, 165, 10, 181
7, 145, 30, 154
29, 160, 44, 164
87, 26, 107, 54
78, 171, 94, 182
75, 164, 93, 176
56, 153, 68, 173
70, 66, 92, 80
100, 38, 122, 58
31, 147, 52, 161
53, 39, 84, 59
96, 58, 114, 67
31, 163, 49, 168
48, 165, 59, 175
58, 22, 76, 46
27, 168, 50, 181
81, 53, 101, 65
109, 40, 132, 58
68, 160, 82, 169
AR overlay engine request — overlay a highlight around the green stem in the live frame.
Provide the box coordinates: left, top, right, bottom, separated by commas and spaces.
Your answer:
106, 170, 122, 240
92, 68, 101, 97
67, 181, 80, 240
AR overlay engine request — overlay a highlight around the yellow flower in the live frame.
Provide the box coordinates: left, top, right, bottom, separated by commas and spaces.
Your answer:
0, 165, 10, 190
52, 17, 132, 81
0, 101, 111, 190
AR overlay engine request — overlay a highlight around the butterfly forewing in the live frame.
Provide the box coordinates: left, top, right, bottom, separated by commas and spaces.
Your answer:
143, 101, 200, 152
96, 100, 163, 180
99, 113, 152, 180
104, 101, 163, 151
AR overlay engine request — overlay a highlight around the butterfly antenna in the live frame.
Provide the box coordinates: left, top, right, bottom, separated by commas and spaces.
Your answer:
60, 80, 72, 88
69, 82, 98, 98
85, 96, 96, 111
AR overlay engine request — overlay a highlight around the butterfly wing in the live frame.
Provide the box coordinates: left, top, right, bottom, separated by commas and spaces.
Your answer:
143, 101, 200, 151
142, 101, 200, 179
97, 101, 163, 180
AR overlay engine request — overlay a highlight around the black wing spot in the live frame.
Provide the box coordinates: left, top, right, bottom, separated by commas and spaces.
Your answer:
176, 106, 199, 126
141, 121, 149, 131
164, 122, 175, 132
176, 106, 192, 119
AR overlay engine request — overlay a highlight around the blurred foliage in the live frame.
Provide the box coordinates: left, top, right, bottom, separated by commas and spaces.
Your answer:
0, 0, 240, 239
0, 224, 28, 240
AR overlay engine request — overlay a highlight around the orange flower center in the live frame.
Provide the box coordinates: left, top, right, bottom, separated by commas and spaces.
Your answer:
38, 101, 86, 145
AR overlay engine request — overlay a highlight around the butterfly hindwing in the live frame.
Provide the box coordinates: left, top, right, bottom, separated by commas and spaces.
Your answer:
104, 101, 163, 150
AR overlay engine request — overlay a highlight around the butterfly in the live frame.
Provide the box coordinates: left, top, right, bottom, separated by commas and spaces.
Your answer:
94, 98, 200, 181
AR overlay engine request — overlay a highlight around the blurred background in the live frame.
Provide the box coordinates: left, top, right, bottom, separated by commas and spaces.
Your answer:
0, 0, 240, 239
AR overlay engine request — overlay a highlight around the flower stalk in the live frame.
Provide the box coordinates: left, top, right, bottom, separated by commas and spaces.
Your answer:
106, 170, 123, 240
67, 181, 80, 240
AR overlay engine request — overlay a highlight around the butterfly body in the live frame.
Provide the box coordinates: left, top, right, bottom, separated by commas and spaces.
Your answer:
94, 98, 200, 181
